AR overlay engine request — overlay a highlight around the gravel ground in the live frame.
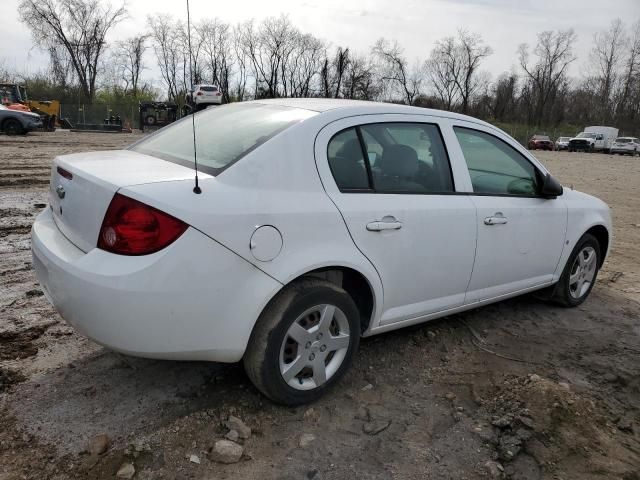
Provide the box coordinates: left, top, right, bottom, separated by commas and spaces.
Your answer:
0, 131, 639, 480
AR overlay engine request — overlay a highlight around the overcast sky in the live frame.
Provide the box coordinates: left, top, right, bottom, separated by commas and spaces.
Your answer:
2, 0, 639, 87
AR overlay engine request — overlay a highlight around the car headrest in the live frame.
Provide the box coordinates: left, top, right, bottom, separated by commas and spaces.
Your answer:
380, 144, 419, 177
336, 138, 364, 162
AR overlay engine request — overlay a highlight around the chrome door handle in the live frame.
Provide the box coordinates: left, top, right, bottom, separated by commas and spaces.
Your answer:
367, 220, 403, 231
484, 214, 508, 225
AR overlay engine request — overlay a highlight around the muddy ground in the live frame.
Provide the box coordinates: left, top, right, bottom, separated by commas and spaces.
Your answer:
0, 131, 639, 480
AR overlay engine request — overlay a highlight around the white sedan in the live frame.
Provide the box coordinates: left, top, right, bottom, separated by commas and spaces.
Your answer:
610, 137, 639, 155
32, 99, 612, 405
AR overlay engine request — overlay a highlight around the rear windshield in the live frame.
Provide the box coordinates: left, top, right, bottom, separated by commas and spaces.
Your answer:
200, 86, 218, 92
615, 138, 632, 143
533, 135, 550, 140
131, 103, 316, 175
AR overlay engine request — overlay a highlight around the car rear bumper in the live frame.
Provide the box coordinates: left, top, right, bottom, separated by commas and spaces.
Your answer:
194, 97, 222, 105
32, 207, 281, 362
610, 147, 636, 154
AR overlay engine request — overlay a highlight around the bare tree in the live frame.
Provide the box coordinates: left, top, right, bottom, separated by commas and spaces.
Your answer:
455, 30, 492, 113
199, 19, 234, 102
238, 16, 298, 98
114, 35, 149, 96
343, 54, 377, 99
19, 0, 126, 102
232, 25, 249, 101
589, 19, 626, 122
319, 46, 350, 98
616, 20, 640, 123
286, 33, 325, 97
372, 38, 422, 105
490, 72, 518, 121
518, 29, 577, 125
148, 14, 181, 101
427, 36, 460, 110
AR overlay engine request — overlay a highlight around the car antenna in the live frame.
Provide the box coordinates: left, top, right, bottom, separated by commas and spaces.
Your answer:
186, 0, 201, 194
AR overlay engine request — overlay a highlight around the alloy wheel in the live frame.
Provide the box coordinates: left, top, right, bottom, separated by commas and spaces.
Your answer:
279, 304, 350, 391
568, 246, 597, 299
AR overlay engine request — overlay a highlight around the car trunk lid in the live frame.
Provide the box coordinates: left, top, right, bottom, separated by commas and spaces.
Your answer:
48, 150, 209, 253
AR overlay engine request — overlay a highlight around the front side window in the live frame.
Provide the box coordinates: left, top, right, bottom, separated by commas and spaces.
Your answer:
131, 103, 316, 175
454, 127, 539, 196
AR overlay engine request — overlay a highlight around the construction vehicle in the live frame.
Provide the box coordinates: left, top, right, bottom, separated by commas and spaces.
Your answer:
139, 101, 178, 131
0, 83, 60, 131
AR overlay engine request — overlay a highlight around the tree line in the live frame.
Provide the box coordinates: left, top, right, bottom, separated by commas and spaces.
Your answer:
6, 0, 640, 133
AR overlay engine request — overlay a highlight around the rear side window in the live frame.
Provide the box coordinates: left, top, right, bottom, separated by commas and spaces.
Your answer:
327, 122, 454, 194
454, 127, 539, 196
131, 103, 316, 175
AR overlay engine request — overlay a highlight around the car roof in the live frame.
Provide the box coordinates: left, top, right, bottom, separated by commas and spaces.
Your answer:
248, 98, 495, 127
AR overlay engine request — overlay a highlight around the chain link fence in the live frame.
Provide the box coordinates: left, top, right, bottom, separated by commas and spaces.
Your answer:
59, 103, 141, 129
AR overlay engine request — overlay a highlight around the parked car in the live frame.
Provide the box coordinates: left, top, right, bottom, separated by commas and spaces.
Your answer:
555, 136, 571, 151
610, 137, 639, 156
527, 135, 554, 150
0, 104, 43, 135
32, 99, 612, 405
569, 126, 619, 152
190, 84, 223, 106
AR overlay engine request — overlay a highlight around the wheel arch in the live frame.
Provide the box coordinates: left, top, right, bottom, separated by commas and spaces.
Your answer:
584, 224, 609, 267
258, 263, 381, 337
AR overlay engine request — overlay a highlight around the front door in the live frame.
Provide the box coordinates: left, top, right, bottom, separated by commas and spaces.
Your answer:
451, 124, 567, 302
315, 116, 477, 325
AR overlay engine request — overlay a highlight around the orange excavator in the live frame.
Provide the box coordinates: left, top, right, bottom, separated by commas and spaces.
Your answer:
0, 83, 60, 130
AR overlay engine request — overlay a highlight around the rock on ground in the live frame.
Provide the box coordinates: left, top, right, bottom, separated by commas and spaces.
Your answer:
225, 415, 251, 439
116, 462, 135, 479
210, 439, 244, 464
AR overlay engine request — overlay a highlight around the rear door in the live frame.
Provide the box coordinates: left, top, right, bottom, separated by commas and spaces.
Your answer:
449, 123, 567, 302
315, 115, 477, 326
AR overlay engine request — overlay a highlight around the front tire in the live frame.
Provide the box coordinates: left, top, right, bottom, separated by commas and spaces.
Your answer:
3, 119, 23, 135
553, 233, 601, 307
244, 278, 360, 405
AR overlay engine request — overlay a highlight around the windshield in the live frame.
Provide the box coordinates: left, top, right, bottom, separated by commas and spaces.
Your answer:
131, 103, 317, 175
558, 137, 570, 141
577, 132, 596, 139
615, 138, 632, 143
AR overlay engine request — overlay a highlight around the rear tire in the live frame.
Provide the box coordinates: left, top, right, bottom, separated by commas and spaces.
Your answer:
552, 233, 601, 307
244, 278, 360, 405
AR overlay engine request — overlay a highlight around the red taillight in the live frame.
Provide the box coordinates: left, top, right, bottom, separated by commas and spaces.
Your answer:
98, 193, 188, 256
196, 91, 203, 96
215, 92, 221, 96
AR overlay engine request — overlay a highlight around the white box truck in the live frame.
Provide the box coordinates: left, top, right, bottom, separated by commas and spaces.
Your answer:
568, 126, 619, 152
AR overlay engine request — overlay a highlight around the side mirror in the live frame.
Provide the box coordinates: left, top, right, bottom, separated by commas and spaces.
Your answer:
540, 173, 563, 198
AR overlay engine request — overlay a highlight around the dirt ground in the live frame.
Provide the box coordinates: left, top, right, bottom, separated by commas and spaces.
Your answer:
0, 131, 639, 480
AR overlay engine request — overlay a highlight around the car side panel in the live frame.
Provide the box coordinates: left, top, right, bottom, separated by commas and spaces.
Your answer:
120, 123, 385, 333
554, 189, 612, 277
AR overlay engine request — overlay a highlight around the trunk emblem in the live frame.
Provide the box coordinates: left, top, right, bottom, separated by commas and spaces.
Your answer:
55, 185, 66, 199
